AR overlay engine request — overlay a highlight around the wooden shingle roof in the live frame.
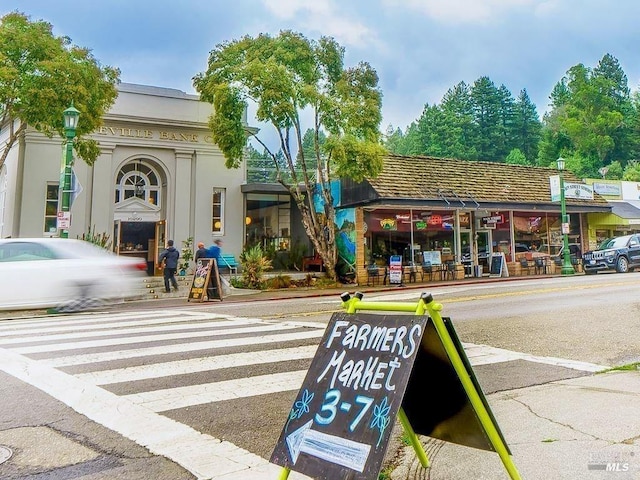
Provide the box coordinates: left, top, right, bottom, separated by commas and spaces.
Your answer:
348, 154, 610, 212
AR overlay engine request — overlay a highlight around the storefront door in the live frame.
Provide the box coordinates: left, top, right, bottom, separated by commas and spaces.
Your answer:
476, 230, 492, 274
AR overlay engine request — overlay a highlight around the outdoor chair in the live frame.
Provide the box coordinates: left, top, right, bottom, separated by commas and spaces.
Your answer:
420, 261, 433, 281
519, 257, 532, 275
444, 261, 456, 281
366, 264, 381, 286
535, 257, 547, 274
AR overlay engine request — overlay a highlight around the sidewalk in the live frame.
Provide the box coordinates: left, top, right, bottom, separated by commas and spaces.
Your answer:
390, 369, 640, 480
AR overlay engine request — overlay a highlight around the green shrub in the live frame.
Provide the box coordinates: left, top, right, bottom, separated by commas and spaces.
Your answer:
266, 274, 292, 289
78, 225, 112, 250
240, 245, 273, 289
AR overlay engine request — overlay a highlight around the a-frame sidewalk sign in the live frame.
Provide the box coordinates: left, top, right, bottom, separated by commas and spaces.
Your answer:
270, 292, 522, 480
187, 258, 223, 302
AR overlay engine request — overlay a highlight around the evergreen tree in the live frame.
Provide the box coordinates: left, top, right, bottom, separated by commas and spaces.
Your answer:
470, 77, 503, 161
512, 89, 542, 162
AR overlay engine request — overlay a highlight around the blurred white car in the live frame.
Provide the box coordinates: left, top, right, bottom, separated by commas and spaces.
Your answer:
0, 238, 147, 312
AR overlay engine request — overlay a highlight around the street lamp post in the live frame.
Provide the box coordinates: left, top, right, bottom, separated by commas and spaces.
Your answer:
556, 157, 575, 275
59, 103, 80, 238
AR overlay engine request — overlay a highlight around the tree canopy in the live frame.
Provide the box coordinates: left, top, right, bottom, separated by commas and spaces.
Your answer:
193, 30, 386, 280
0, 11, 120, 168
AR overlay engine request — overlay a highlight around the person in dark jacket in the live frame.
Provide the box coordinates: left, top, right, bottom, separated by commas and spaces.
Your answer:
159, 239, 180, 292
194, 241, 208, 261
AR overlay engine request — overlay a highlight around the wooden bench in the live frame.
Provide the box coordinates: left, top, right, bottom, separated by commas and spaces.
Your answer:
302, 253, 323, 272
217, 253, 238, 275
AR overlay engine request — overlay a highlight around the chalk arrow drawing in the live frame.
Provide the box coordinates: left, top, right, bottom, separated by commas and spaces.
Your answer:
286, 420, 371, 472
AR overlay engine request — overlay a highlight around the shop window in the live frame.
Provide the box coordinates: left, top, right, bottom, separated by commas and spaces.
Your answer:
44, 183, 59, 235
212, 188, 225, 234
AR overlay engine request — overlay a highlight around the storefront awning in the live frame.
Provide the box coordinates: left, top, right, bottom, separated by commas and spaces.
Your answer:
590, 201, 640, 226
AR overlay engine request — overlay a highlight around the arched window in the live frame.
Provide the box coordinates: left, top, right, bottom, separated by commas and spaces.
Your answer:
115, 160, 161, 207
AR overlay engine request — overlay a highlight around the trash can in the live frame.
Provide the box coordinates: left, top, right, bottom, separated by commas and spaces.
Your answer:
474, 265, 483, 277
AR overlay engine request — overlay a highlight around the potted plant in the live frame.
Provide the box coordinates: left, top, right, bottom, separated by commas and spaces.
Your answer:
179, 237, 194, 275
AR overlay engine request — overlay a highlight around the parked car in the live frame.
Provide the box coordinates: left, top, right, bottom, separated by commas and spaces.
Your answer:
0, 238, 147, 311
538, 243, 582, 260
582, 234, 640, 274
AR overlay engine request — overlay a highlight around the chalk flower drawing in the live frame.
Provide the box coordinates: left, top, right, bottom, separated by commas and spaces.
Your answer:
370, 397, 391, 447
285, 388, 314, 432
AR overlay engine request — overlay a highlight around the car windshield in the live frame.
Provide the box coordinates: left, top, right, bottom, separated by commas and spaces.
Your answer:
603, 236, 632, 249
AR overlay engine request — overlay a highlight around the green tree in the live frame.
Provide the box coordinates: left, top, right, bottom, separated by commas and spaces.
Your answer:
0, 12, 120, 169
193, 31, 386, 280
512, 89, 542, 162
622, 161, 640, 181
603, 160, 623, 179
505, 148, 530, 165
470, 77, 503, 161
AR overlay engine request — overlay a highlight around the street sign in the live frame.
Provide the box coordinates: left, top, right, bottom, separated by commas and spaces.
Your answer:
56, 211, 71, 229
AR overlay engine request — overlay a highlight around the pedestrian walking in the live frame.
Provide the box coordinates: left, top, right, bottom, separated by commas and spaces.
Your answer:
194, 241, 208, 261
207, 239, 223, 261
159, 239, 180, 293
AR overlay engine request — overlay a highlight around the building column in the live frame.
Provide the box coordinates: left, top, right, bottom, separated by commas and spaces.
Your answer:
91, 143, 115, 238
173, 149, 194, 246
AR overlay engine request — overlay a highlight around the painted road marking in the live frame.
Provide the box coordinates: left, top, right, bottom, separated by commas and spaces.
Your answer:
11, 323, 309, 354
0, 311, 236, 336
123, 370, 308, 412
0, 318, 263, 344
40, 330, 325, 367
76, 345, 319, 384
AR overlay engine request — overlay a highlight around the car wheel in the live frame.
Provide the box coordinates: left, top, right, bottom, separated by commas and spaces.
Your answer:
56, 282, 101, 313
616, 256, 629, 273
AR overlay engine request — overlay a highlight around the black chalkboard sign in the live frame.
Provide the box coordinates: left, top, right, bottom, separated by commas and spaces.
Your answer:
188, 259, 213, 302
489, 253, 503, 277
270, 312, 428, 480
187, 258, 223, 302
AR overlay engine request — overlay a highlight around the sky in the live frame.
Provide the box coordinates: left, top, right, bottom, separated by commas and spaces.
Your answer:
5, 0, 640, 145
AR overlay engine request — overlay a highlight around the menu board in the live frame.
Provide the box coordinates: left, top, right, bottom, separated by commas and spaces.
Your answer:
389, 255, 403, 284
271, 311, 428, 480
188, 258, 223, 302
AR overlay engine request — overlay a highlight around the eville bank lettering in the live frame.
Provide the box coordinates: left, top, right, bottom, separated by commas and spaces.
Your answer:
96, 126, 215, 144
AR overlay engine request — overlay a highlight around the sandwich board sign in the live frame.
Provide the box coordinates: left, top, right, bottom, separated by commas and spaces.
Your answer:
489, 252, 509, 278
187, 258, 223, 302
272, 293, 521, 480
270, 311, 428, 480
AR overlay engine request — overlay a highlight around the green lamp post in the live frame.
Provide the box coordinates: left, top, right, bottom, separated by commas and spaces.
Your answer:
557, 157, 575, 275
59, 103, 80, 239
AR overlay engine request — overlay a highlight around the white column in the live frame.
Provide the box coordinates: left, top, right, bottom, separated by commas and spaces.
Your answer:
173, 149, 194, 245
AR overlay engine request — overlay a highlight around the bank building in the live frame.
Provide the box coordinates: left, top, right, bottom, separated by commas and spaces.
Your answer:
0, 83, 302, 276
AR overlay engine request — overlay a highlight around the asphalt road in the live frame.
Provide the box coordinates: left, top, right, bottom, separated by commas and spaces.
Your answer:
0, 272, 637, 479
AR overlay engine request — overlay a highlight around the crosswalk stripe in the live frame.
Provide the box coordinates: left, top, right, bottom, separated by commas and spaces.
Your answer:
11, 323, 310, 354
0, 318, 262, 344
0, 309, 206, 329
41, 330, 325, 367
123, 370, 308, 412
75, 345, 319, 385
0, 312, 234, 336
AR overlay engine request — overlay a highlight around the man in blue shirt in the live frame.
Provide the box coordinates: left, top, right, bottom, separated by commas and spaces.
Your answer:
207, 239, 222, 261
